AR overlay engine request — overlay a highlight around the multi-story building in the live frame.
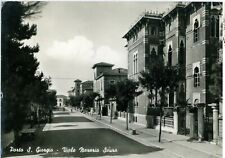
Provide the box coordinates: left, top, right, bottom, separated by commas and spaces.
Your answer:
80, 81, 93, 94
162, 3, 186, 106
123, 11, 164, 125
74, 79, 82, 96
185, 2, 222, 105
123, 2, 222, 127
92, 62, 128, 115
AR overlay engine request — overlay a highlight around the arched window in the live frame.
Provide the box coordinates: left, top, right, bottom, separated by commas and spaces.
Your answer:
168, 45, 172, 66
194, 67, 200, 87
216, 18, 219, 37
151, 48, 156, 56
193, 19, 199, 42
179, 40, 184, 66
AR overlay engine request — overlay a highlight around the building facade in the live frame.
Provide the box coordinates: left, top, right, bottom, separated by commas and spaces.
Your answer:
123, 2, 222, 127
74, 79, 82, 96
80, 81, 93, 94
92, 62, 128, 115
123, 12, 164, 125
56, 95, 67, 107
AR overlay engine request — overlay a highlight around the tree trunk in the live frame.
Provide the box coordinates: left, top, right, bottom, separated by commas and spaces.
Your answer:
99, 102, 101, 120
126, 107, 129, 130
159, 105, 162, 142
110, 103, 113, 124
159, 87, 165, 142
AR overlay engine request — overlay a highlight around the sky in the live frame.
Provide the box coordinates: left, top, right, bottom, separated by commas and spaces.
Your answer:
29, 1, 173, 96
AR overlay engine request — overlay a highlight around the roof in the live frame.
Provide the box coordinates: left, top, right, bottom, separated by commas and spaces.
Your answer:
74, 79, 82, 82
96, 68, 128, 80
162, 3, 186, 21
92, 62, 114, 69
81, 80, 93, 84
123, 11, 163, 39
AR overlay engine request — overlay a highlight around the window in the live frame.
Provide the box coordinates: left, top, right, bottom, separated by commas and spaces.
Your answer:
193, 19, 199, 42
133, 52, 138, 74
168, 22, 171, 31
168, 45, 172, 66
216, 18, 219, 37
211, 16, 220, 37
151, 47, 157, 56
179, 40, 185, 66
194, 67, 200, 87
151, 27, 156, 35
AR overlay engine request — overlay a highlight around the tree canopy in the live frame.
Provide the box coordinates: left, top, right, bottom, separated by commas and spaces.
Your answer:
1, 1, 48, 138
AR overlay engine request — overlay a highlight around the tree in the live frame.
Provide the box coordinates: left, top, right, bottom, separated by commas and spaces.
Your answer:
1, 2, 45, 145
209, 62, 222, 104
82, 92, 99, 110
106, 79, 142, 130
139, 44, 179, 142
69, 95, 83, 108
105, 83, 118, 123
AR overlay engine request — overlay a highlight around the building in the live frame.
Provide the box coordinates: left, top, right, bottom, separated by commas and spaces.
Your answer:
123, 2, 222, 130
80, 80, 93, 94
162, 3, 186, 107
74, 79, 82, 96
56, 95, 67, 107
184, 2, 222, 106
92, 62, 128, 115
123, 11, 164, 125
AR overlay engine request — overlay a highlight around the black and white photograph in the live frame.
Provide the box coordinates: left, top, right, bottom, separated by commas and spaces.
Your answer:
1, 1, 223, 157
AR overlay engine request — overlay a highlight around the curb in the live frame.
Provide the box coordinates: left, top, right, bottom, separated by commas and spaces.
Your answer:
81, 113, 163, 149
81, 112, 222, 158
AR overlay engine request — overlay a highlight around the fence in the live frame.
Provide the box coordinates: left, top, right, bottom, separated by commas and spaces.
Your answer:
155, 116, 174, 128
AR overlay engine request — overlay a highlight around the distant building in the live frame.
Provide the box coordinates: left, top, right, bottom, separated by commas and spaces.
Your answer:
74, 79, 82, 96
92, 62, 128, 115
56, 95, 67, 107
80, 80, 93, 94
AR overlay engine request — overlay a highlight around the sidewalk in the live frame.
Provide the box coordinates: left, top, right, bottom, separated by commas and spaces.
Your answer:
83, 112, 222, 158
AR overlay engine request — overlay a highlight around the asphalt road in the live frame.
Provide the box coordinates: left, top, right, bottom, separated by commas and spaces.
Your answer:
3, 110, 161, 157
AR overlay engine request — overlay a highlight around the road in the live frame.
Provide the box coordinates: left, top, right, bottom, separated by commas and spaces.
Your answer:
4, 109, 176, 158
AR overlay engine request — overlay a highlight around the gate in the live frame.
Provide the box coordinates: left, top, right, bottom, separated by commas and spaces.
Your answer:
204, 105, 213, 141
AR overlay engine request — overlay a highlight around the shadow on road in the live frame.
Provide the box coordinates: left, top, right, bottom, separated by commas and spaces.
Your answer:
4, 128, 162, 157
52, 116, 93, 123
